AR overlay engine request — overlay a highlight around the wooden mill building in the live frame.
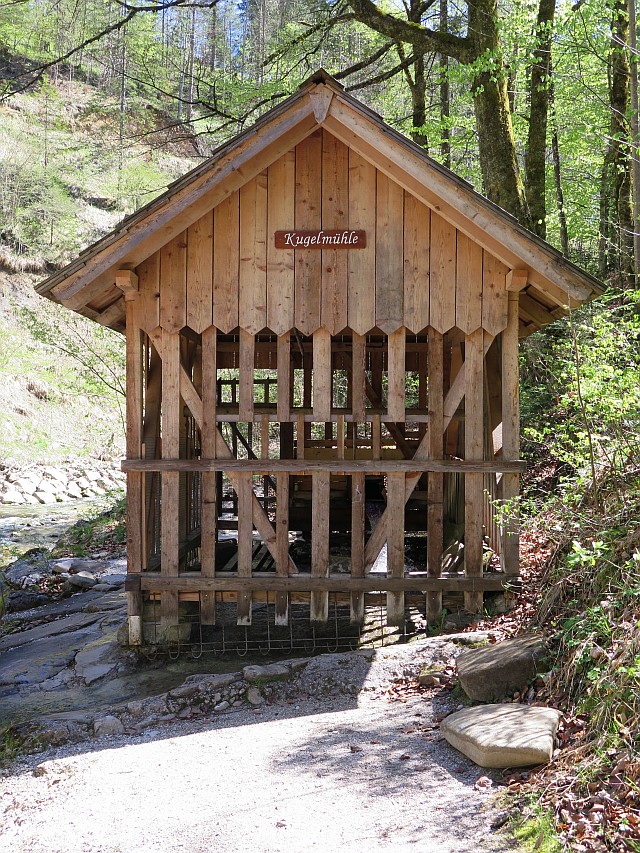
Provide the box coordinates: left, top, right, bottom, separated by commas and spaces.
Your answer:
37, 71, 602, 645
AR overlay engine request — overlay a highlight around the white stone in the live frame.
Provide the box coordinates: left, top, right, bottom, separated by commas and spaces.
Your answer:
440, 704, 562, 769
34, 491, 56, 504
66, 482, 83, 499
14, 477, 38, 494
43, 466, 67, 483
76, 477, 91, 489
36, 479, 57, 494
2, 490, 26, 504
86, 471, 101, 482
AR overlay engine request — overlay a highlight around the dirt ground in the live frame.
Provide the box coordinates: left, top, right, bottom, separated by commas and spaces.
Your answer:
0, 639, 522, 853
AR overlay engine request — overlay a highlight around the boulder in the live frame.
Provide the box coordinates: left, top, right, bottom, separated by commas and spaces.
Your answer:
67, 572, 97, 589
441, 704, 562, 768
242, 663, 291, 682
14, 477, 38, 494
34, 491, 56, 504
66, 482, 83, 499
6, 590, 50, 612
5, 549, 50, 584
93, 716, 124, 737
456, 635, 548, 702
2, 490, 26, 504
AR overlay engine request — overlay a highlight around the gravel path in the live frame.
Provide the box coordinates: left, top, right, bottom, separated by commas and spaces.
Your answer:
0, 641, 521, 853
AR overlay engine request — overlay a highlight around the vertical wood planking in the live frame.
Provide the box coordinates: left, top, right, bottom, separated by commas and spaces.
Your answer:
160, 330, 181, 630
239, 173, 268, 335
236, 472, 253, 625
386, 472, 405, 626
200, 325, 217, 624
277, 333, 291, 422
275, 472, 290, 624
295, 131, 322, 335
350, 471, 365, 623
351, 333, 366, 422
213, 192, 239, 333
501, 293, 520, 578
372, 413, 382, 459
313, 327, 332, 421
310, 471, 330, 622
239, 329, 255, 423
403, 194, 430, 333
186, 212, 213, 333
321, 132, 349, 334
429, 213, 456, 334
348, 151, 376, 335
137, 252, 160, 333
376, 173, 404, 333
427, 328, 444, 623
464, 328, 485, 613
160, 233, 187, 333
337, 414, 345, 459
456, 233, 483, 335
482, 251, 509, 336
387, 328, 406, 422
267, 151, 295, 334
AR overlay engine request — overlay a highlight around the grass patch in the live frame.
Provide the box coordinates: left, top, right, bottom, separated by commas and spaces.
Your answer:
511, 805, 563, 853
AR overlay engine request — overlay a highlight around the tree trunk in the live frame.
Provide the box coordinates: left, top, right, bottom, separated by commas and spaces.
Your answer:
610, 0, 634, 284
525, 0, 556, 239
440, 0, 451, 168
628, 0, 640, 279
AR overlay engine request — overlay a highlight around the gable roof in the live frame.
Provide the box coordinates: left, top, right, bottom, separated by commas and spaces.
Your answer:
36, 69, 603, 335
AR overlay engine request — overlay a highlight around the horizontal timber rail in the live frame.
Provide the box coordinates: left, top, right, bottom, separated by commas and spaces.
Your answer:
125, 573, 516, 593
121, 458, 526, 474
213, 408, 434, 423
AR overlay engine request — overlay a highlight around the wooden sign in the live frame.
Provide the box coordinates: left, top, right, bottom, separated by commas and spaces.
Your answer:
274, 229, 366, 249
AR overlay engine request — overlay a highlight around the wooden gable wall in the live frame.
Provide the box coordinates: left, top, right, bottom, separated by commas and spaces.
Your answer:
133, 128, 511, 339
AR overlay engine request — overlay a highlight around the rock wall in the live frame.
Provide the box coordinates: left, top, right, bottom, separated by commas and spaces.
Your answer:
0, 461, 125, 505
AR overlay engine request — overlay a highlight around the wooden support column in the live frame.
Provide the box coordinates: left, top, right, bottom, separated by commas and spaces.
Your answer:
200, 325, 217, 625
275, 470, 290, 625
236, 472, 253, 625
161, 329, 181, 634
313, 327, 332, 422
239, 329, 254, 423
350, 471, 365, 623
427, 328, 444, 624
387, 328, 405, 423
501, 291, 520, 581
386, 472, 405, 626
118, 270, 143, 645
464, 328, 485, 613
310, 472, 330, 622
351, 332, 366, 422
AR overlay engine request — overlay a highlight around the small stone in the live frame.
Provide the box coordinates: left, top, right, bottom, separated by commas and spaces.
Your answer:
32, 766, 47, 778
246, 686, 264, 705
86, 471, 101, 482
93, 716, 124, 737
214, 701, 230, 712
67, 572, 97, 589
76, 477, 91, 489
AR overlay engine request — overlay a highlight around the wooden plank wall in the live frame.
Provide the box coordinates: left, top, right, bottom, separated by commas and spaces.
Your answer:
131, 129, 509, 340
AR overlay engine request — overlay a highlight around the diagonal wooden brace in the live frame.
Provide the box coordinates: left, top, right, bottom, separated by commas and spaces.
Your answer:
363, 334, 494, 572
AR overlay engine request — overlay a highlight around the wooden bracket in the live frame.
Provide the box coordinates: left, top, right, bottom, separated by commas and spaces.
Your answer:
115, 269, 139, 300
506, 269, 528, 292
309, 85, 334, 123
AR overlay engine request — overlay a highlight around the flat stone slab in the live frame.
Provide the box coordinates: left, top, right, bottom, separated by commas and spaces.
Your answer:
441, 704, 562, 768
456, 635, 548, 701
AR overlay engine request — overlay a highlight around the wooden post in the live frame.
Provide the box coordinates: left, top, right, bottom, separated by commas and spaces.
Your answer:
200, 325, 217, 626
161, 329, 181, 634
351, 332, 366, 422
387, 328, 406, 423
501, 291, 520, 583
464, 328, 485, 613
427, 328, 444, 624
386, 472, 405, 626
350, 471, 365, 623
313, 327, 332, 422
310, 471, 330, 622
239, 329, 254, 423
236, 472, 253, 625
118, 270, 143, 646
275, 471, 290, 625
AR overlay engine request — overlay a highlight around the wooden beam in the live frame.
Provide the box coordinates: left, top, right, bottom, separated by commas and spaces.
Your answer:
506, 269, 528, 292
427, 328, 444, 623
464, 328, 485, 613
501, 292, 521, 580
115, 268, 139, 295
122, 458, 526, 474
200, 325, 217, 625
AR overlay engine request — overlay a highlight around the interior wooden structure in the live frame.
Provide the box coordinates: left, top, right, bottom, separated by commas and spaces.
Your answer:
35, 73, 603, 645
